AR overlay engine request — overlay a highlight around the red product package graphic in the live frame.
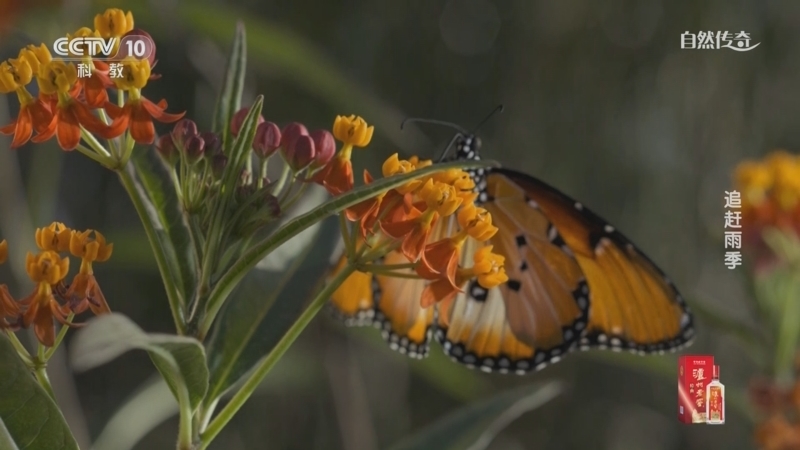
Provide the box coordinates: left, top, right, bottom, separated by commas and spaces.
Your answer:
678, 355, 715, 424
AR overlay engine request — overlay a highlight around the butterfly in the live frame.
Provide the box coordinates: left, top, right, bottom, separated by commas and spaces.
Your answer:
328, 121, 694, 374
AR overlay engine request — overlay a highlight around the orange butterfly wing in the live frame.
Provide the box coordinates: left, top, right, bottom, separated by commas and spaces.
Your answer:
491, 169, 694, 353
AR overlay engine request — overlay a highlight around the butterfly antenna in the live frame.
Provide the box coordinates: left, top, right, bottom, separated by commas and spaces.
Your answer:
471, 104, 504, 134
436, 134, 463, 163
400, 117, 470, 135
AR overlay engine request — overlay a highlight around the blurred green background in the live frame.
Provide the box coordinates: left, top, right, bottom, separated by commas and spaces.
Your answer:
0, 0, 787, 448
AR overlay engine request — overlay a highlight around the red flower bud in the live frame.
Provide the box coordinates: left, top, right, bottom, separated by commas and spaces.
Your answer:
309, 129, 335, 168
286, 135, 316, 172
185, 135, 205, 163
231, 106, 264, 137
280, 122, 309, 154
155, 134, 178, 164
201, 131, 222, 157
172, 119, 198, 148
253, 122, 281, 159
211, 154, 228, 179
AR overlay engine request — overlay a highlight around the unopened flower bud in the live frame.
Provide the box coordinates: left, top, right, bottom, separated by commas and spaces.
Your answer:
201, 131, 222, 157
211, 154, 228, 179
231, 106, 264, 137
172, 119, 198, 148
185, 135, 205, 163
155, 134, 178, 164
286, 135, 316, 172
309, 129, 335, 169
280, 122, 308, 154
253, 121, 281, 159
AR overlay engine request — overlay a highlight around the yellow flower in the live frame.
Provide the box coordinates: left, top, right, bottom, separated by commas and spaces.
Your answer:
408, 156, 432, 170
37, 60, 78, 95
419, 178, 462, 217
457, 203, 498, 242
734, 160, 772, 207
25, 251, 70, 285
0, 56, 33, 93
18, 44, 51, 75
69, 230, 113, 263
472, 245, 508, 289
65, 27, 101, 57
113, 57, 151, 91
94, 8, 135, 39
771, 158, 800, 211
382, 153, 429, 194
333, 115, 374, 148
35, 222, 73, 253
432, 168, 475, 193
0, 240, 7, 264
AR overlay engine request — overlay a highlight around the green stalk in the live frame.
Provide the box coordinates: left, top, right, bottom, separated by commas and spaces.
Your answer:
5, 330, 32, 365
35, 345, 56, 401
118, 168, 187, 335
43, 313, 74, 360
198, 264, 357, 448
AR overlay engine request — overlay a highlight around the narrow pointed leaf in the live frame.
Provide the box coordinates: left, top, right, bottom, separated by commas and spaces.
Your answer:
213, 21, 247, 150
387, 382, 564, 450
128, 150, 198, 308
204, 158, 499, 322
70, 313, 208, 411
225, 96, 263, 186
206, 215, 340, 401
0, 334, 78, 450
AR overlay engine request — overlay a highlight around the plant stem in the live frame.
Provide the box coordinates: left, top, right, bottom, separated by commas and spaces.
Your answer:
35, 345, 56, 401
177, 395, 193, 450
5, 330, 32, 365
198, 264, 357, 449
43, 313, 74, 361
118, 167, 188, 335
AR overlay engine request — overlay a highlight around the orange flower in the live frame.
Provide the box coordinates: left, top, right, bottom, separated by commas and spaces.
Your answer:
107, 58, 184, 144
313, 153, 355, 196
313, 115, 374, 196
35, 222, 73, 252
0, 49, 53, 148
61, 230, 113, 315
33, 60, 121, 150
19, 251, 71, 347
0, 239, 19, 329
416, 237, 462, 288
381, 207, 437, 262
0, 285, 19, 330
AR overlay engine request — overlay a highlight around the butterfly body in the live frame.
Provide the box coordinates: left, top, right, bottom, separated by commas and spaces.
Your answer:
329, 132, 694, 374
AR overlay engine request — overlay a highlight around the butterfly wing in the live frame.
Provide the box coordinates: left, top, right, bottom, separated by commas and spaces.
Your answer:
435, 188, 591, 373
489, 169, 694, 353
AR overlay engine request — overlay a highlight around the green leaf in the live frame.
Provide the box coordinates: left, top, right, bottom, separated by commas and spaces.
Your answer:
206, 215, 340, 402
128, 149, 199, 308
387, 382, 564, 450
212, 21, 247, 151
202, 158, 499, 332
225, 96, 264, 185
70, 313, 209, 412
91, 377, 178, 450
0, 334, 79, 450
178, 3, 433, 153
0, 417, 20, 450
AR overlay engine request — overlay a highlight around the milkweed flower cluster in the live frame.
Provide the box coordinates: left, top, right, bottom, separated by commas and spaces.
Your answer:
734, 150, 800, 270
0, 8, 183, 165
323, 115, 508, 309
751, 368, 800, 450
0, 223, 113, 347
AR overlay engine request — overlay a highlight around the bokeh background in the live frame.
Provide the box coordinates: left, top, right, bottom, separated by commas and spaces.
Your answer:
0, 0, 795, 448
